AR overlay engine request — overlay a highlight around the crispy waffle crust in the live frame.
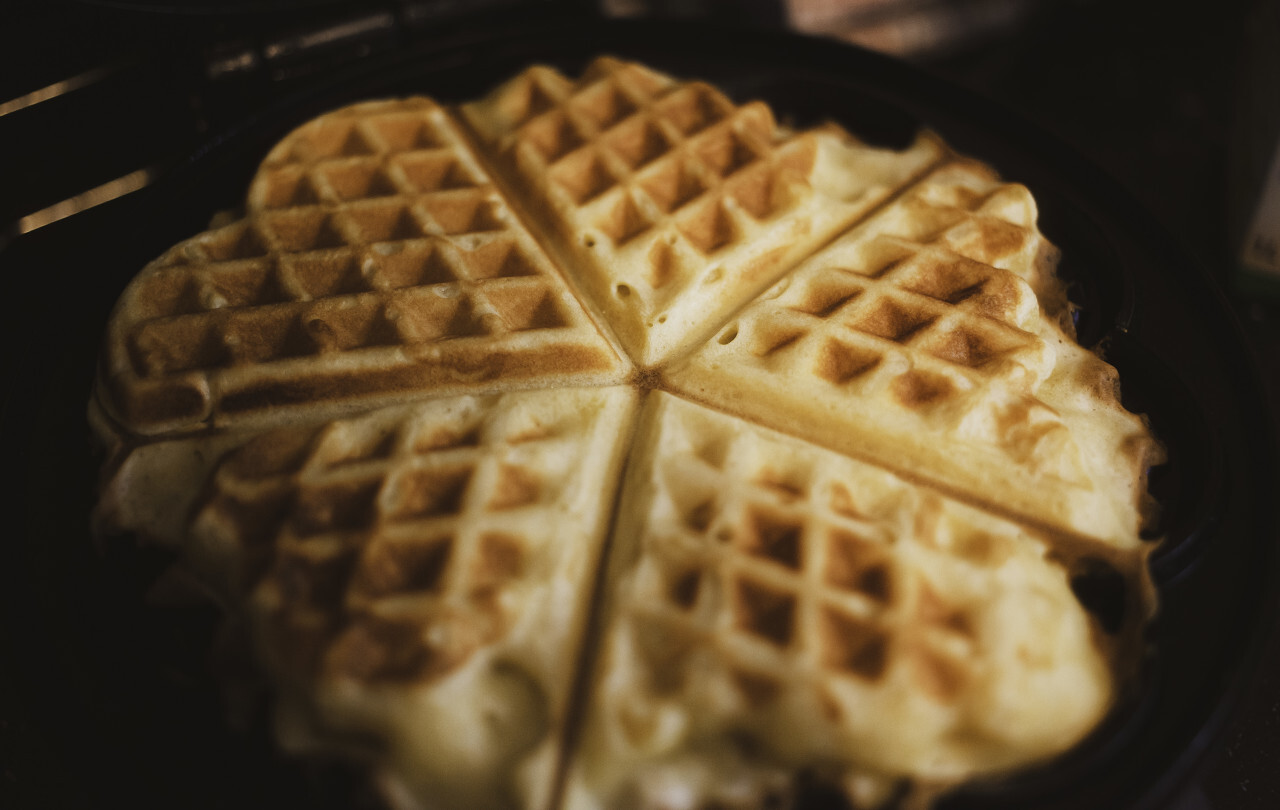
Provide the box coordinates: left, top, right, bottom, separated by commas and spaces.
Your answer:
91, 57, 1164, 810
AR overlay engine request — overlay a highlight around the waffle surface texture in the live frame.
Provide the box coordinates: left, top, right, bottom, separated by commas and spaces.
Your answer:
92, 56, 1163, 810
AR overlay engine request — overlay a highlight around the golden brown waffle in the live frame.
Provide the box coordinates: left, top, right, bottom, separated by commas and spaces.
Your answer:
189, 387, 638, 810
89, 57, 1163, 810
95, 98, 630, 439
563, 394, 1115, 810
462, 57, 945, 366
666, 161, 1161, 550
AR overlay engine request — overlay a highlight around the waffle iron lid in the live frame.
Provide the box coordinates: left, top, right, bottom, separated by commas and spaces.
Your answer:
8, 14, 1278, 810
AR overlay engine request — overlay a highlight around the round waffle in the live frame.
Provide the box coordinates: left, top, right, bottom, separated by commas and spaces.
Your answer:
91, 57, 1162, 810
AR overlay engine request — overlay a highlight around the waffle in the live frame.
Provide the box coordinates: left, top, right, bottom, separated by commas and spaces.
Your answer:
665, 160, 1162, 550
188, 387, 638, 810
562, 393, 1116, 810
89, 56, 1164, 810
94, 97, 630, 441
461, 56, 946, 366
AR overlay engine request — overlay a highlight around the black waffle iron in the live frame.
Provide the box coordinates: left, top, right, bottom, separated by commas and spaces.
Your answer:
2, 11, 1276, 810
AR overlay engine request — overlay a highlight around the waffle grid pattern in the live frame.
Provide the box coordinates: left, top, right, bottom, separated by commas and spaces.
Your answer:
105, 99, 623, 433
473, 58, 815, 269
713, 232, 1049, 409
200, 395, 589, 685
620, 399, 985, 716
868, 162, 1058, 291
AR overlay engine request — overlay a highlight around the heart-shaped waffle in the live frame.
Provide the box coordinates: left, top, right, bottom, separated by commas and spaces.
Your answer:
92, 57, 1162, 810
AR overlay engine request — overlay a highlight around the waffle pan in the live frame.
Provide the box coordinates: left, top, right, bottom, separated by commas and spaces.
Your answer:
4, 15, 1276, 810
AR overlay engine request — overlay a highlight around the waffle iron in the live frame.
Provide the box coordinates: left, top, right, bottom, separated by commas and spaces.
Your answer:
3, 13, 1276, 810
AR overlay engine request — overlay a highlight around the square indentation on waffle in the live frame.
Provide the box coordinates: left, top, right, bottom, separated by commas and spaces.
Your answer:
197, 390, 619, 686
605, 395, 1067, 733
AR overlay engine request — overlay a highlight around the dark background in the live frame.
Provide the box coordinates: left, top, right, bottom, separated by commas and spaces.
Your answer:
918, 6, 1280, 805
1, 1, 1276, 808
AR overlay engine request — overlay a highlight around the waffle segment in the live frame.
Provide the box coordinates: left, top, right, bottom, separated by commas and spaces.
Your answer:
96, 98, 630, 439
189, 387, 639, 810
563, 394, 1114, 810
462, 57, 945, 366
